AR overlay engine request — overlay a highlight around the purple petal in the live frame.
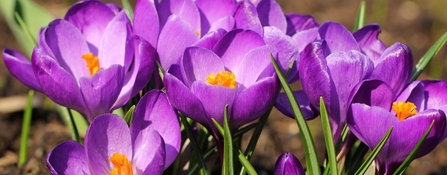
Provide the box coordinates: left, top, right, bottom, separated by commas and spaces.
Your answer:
193, 29, 227, 50
235, 45, 276, 88
263, 26, 299, 77
182, 47, 225, 87
370, 43, 413, 95
45, 19, 90, 80
38, 27, 55, 58
233, 1, 263, 35
212, 29, 265, 72
164, 70, 210, 126
46, 140, 89, 175
157, 0, 201, 34
195, 0, 235, 27
132, 90, 180, 169
79, 65, 124, 121
98, 11, 132, 69
395, 81, 426, 112
113, 36, 156, 109
232, 75, 278, 129
85, 114, 132, 175
208, 15, 235, 33
256, 0, 287, 33
64, 0, 115, 53
353, 24, 386, 64
3, 49, 43, 92
274, 152, 305, 175
422, 80, 447, 109
319, 22, 360, 55
191, 81, 237, 127
133, 0, 160, 47
31, 48, 86, 116
292, 27, 319, 53
158, 15, 199, 70
349, 79, 394, 110
285, 13, 319, 36
275, 91, 317, 120
133, 129, 166, 174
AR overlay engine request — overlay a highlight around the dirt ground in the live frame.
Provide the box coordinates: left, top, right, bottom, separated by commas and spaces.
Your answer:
1, 0, 447, 174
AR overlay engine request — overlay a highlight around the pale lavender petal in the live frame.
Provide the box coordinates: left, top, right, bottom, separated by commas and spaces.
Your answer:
319, 22, 360, 55
208, 15, 235, 33
233, 1, 263, 35
212, 29, 265, 72
285, 13, 319, 36
98, 11, 132, 69
257, 0, 287, 33
395, 81, 426, 112
195, 0, 235, 26
182, 47, 225, 87
45, 19, 90, 80
292, 27, 319, 53
3, 49, 43, 92
32, 48, 86, 116
65, 0, 115, 53
275, 91, 317, 120
191, 81, 237, 126
134, 129, 166, 174
38, 28, 55, 58
193, 29, 227, 50
133, 0, 160, 47
263, 26, 299, 77
158, 15, 199, 70
274, 152, 305, 175
235, 45, 276, 88
353, 24, 386, 64
85, 114, 132, 175
79, 65, 124, 121
46, 141, 89, 175
422, 80, 447, 109
370, 43, 413, 95
157, 0, 201, 33
132, 90, 180, 169
106, 3, 122, 14
232, 75, 278, 128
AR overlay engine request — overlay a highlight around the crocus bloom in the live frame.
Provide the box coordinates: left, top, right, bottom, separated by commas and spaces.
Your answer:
3, 0, 156, 121
47, 90, 181, 175
347, 80, 446, 174
274, 152, 305, 175
164, 29, 279, 137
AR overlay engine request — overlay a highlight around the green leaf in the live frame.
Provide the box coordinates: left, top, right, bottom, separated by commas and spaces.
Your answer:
236, 147, 257, 175
0, 0, 53, 57
411, 31, 447, 81
354, 127, 393, 175
393, 120, 435, 175
353, 1, 366, 31
121, 0, 134, 21
320, 97, 338, 175
123, 105, 135, 126
222, 105, 234, 175
18, 90, 34, 167
270, 54, 320, 175
180, 114, 209, 175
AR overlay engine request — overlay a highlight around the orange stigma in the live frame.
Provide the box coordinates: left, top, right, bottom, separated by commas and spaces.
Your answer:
109, 152, 134, 175
206, 71, 236, 89
195, 30, 200, 37
82, 52, 100, 76
392, 101, 418, 122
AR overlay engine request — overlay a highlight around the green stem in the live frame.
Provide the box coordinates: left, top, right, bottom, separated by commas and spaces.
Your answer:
18, 90, 34, 168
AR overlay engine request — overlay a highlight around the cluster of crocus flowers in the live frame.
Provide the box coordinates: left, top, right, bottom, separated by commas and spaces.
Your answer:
47, 90, 181, 175
3, 0, 156, 122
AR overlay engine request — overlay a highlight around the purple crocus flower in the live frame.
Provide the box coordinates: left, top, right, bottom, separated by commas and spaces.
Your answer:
347, 80, 446, 174
274, 152, 305, 175
164, 29, 279, 138
3, 0, 156, 122
47, 90, 181, 175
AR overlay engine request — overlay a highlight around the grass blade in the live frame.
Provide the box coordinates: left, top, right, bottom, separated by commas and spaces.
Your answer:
320, 97, 338, 175
354, 127, 393, 175
180, 114, 209, 175
271, 54, 320, 175
18, 90, 34, 167
236, 146, 257, 175
123, 105, 135, 126
353, 1, 366, 31
222, 105, 234, 175
121, 0, 134, 21
411, 31, 447, 81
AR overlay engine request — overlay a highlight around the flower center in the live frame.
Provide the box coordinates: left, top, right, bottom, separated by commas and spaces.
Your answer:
82, 52, 100, 76
195, 30, 200, 37
206, 71, 236, 89
109, 152, 134, 175
392, 101, 418, 122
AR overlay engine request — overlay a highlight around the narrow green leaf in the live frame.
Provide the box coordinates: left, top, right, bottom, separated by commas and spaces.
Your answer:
270, 54, 320, 175
222, 105, 234, 175
14, 12, 36, 45
354, 127, 393, 175
411, 31, 447, 81
180, 114, 209, 175
353, 1, 366, 31
393, 120, 435, 175
236, 147, 257, 175
121, 0, 134, 21
123, 105, 135, 126
18, 90, 34, 167
320, 97, 338, 175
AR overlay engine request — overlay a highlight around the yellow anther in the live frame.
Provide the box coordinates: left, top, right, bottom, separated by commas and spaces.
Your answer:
206, 71, 237, 89
82, 52, 100, 76
392, 101, 418, 122
109, 152, 134, 175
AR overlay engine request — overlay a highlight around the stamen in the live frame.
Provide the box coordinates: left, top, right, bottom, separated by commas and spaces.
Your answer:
195, 30, 200, 37
206, 71, 236, 89
109, 152, 134, 175
82, 52, 100, 76
392, 101, 418, 122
